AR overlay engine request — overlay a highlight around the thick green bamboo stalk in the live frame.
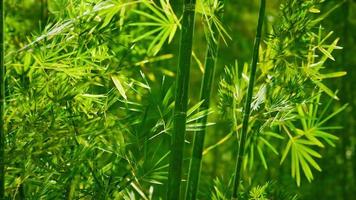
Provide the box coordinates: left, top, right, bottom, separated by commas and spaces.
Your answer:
231, 0, 265, 199
167, 0, 197, 199
185, 2, 224, 200
0, 0, 5, 198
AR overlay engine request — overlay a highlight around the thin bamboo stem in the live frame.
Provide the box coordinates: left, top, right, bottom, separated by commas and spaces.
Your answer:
0, 0, 5, 198
341, 1, 351, 199
40, 0, 48, 31
167, 0, 197, 199
231, 0, 265, 198
185, 1, 224, 199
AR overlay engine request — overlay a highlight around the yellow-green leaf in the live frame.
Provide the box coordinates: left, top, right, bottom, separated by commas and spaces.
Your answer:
319, 71, 347, 79
313, 81, 338, 100
112, 76, 127, 100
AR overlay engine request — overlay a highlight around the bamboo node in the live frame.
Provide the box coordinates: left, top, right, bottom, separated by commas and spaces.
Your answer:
184, 3, 196, 12
175, 111, 187, 116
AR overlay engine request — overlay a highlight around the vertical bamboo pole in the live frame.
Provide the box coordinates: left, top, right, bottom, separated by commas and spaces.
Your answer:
0, 0, 5, 198
40, 0, 48, 31
185, 1, 224, 199
231, 0, 265, 198
341, 0, 352, 198
167, 0, 197, 199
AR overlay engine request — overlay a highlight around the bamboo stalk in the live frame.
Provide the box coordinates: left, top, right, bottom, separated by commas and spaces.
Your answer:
231, 0, 265, 198
167, 0, 197, 199
40, 0, 48, 31
0, 0, 5, 198
185, 1, 224, 199
341, 1, 351, 199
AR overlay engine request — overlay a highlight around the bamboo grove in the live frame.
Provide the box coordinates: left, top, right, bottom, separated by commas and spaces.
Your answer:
1, 0, 355, 199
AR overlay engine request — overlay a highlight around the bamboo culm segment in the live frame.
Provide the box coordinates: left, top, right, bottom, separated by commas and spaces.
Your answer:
0, 0, 5, 199
185, 1, 224, 199
185, 36, 217, 200
167, 0, 197, 199
231, 0, 266, 198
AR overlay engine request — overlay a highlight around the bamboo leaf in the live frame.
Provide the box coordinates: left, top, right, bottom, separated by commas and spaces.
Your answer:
112, 76, 127, 100
260, 137, 279, 155
313, 80, 339, 100
318, 46, 335, 61
319, 71, 347, 79
281, 140, 292, 164
257, 145, 268, 169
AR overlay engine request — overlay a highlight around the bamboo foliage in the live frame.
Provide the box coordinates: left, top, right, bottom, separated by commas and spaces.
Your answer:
232, 0, 266, 198
1, 0, 352, 199
185, 0, 225, 199
167, 0, 197, 199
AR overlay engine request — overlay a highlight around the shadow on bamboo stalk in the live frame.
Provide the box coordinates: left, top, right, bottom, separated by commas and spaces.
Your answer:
231, 0, 266, 199
167, 0, 197, 200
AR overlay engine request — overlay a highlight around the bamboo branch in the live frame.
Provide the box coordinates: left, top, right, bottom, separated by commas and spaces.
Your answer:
231, 0, 265, 198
